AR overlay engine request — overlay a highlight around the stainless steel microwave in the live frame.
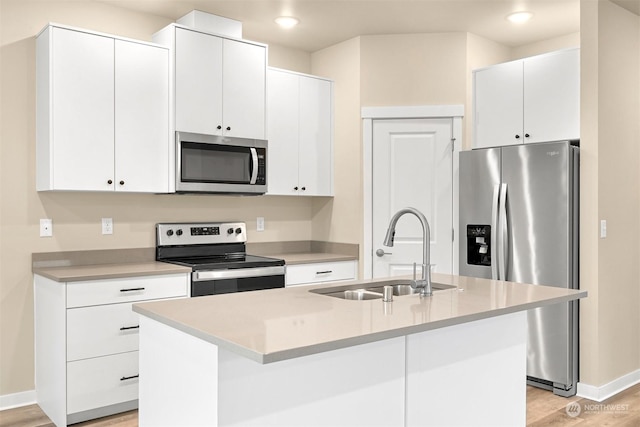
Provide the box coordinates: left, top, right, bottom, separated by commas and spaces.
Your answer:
176, 131, 267, 195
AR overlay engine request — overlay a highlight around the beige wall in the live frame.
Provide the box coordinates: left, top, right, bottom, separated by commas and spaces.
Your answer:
359, 33, 467, 107
0, 0, 315, 396
511, 32, 581, 60
580, 0, 640, 387
267, 44, 311, 74
310, 37, 362, 250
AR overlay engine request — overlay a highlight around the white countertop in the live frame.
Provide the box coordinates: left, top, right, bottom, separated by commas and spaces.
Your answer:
133, 273, 586, 364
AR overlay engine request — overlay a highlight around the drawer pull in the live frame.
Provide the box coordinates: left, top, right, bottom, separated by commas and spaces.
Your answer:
120, 374, 139, 381
119, 325, 140, 331
316, 270, 333, 275
119, 287, 145, 292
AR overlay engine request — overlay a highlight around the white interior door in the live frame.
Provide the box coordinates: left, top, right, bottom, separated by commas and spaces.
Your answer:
372, 118, 453, 278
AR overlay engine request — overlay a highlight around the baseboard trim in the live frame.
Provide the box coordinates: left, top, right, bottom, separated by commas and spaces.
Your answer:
577, 369, 640, 402
0, 390, 36, 411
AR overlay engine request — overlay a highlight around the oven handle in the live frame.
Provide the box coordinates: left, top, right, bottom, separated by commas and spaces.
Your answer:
192, 266, 285, 282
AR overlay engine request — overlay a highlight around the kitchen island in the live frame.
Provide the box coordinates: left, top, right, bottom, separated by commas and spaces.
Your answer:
133, 273, 586, 426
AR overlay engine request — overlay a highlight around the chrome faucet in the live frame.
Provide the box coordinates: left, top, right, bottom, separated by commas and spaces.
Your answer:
383, 207, 432, 296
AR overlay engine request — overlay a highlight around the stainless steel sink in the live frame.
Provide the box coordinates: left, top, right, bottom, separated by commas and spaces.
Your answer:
310, 280, 456, 300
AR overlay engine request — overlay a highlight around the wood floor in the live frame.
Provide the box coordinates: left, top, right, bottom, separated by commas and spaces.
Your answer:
2, 384, 639, 426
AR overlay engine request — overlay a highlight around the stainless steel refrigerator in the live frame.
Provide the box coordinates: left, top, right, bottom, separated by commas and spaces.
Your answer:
459, 140, 579, 397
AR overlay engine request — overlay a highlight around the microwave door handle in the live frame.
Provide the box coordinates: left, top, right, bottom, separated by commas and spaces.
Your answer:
249, 148, 258, 184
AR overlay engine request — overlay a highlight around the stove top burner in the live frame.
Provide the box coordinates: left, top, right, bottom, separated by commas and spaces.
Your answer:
167, 254, 285, 271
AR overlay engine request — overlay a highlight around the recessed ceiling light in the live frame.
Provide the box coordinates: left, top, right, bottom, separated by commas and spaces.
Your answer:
506, 11, 533, 24
275, 16, 299, 29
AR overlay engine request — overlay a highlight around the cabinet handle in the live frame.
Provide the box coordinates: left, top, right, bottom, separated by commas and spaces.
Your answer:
119, 180, 125, 186
119, 325, 140, 331
107, 179, 113, 185
226, 126, 231, 131
294, 186, 299, 191
217, 125, 222, 130
525, 133, 530, 138
301, 187, 306, 191
515, 135, 521, 139
120, 287, 145, 292
120, 375, 139, 381
316, 270, 333, 275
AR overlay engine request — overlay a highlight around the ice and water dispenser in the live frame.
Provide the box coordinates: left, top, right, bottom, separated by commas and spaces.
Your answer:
466, 225, 491, 266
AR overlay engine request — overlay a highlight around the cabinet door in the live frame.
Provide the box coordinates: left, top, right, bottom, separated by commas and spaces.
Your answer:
298, 76, 333, 196
175, 28, 223, 135
223, 39, 266, 139
51, 27, 114, 190
523, 49, 580, 144
67, 351, 139, 415
266, 69, 300, 195
115, 40, 169, 192
67, 302, 140, 361
473, 60, 524, 148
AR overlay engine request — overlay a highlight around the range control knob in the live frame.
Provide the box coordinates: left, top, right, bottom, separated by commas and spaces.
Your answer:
166, 229, 174, 237
227, 228, 234, 235
176, 229, 183, 236
235, 228, 242, 235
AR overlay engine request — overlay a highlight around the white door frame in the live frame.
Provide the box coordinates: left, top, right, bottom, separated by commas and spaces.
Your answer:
362, 105, 464, 280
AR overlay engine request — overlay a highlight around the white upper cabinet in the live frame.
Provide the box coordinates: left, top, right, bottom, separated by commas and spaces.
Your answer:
473, 60, 523, 148
36, 25, 170, 192
522, 49, 580, 144
114, 40, 170, 193
266, 69, 299, 194
299, 76, 333, 196
267, 68, 333, 196
472, 48, 579, 149
174, 28, 223, 137
169, 26, 266, 140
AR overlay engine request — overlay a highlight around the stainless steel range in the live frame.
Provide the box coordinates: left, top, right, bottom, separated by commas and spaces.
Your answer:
156, 222, 285, 297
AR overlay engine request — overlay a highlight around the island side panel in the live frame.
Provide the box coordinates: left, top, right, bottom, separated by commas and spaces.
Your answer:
138, 316, 219, 426
406, 311, 527, 426
217, 337, 406, 426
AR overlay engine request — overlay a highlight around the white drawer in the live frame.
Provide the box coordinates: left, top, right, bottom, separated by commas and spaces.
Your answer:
66, 274, 188, 308
286, 260, 357, 286
67, 302, 141, 361
67, 351, 139, 415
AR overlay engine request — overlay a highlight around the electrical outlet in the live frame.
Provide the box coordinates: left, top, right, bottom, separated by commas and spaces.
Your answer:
257, 217, 265, 232
40, 219, 53, 237
600, 219, 607, 238
102, 218, 113, 235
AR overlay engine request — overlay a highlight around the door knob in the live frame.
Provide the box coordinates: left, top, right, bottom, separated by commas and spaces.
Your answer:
376, 249, 392, 257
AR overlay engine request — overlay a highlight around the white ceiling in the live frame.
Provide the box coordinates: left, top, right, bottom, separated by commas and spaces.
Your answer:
100, 0, 638, 52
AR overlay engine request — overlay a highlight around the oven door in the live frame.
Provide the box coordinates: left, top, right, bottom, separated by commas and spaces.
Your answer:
191, 266, 285, 297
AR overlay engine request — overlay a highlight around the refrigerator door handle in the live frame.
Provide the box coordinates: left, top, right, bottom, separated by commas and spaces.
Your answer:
498, 183, 508, 280
491, 184, 500, 280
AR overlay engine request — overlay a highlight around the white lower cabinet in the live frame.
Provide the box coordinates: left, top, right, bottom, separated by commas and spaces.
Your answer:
35, 273, 188, 426
285, 260, 357, 287
67, 351, 139, 415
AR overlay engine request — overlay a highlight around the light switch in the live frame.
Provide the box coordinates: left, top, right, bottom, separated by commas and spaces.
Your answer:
257, 217, 265, 232
600, 220, 607, 238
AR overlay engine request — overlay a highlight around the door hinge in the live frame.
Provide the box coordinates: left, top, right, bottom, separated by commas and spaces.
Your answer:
452, 228, 455, 242
451, 137, 456, 151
